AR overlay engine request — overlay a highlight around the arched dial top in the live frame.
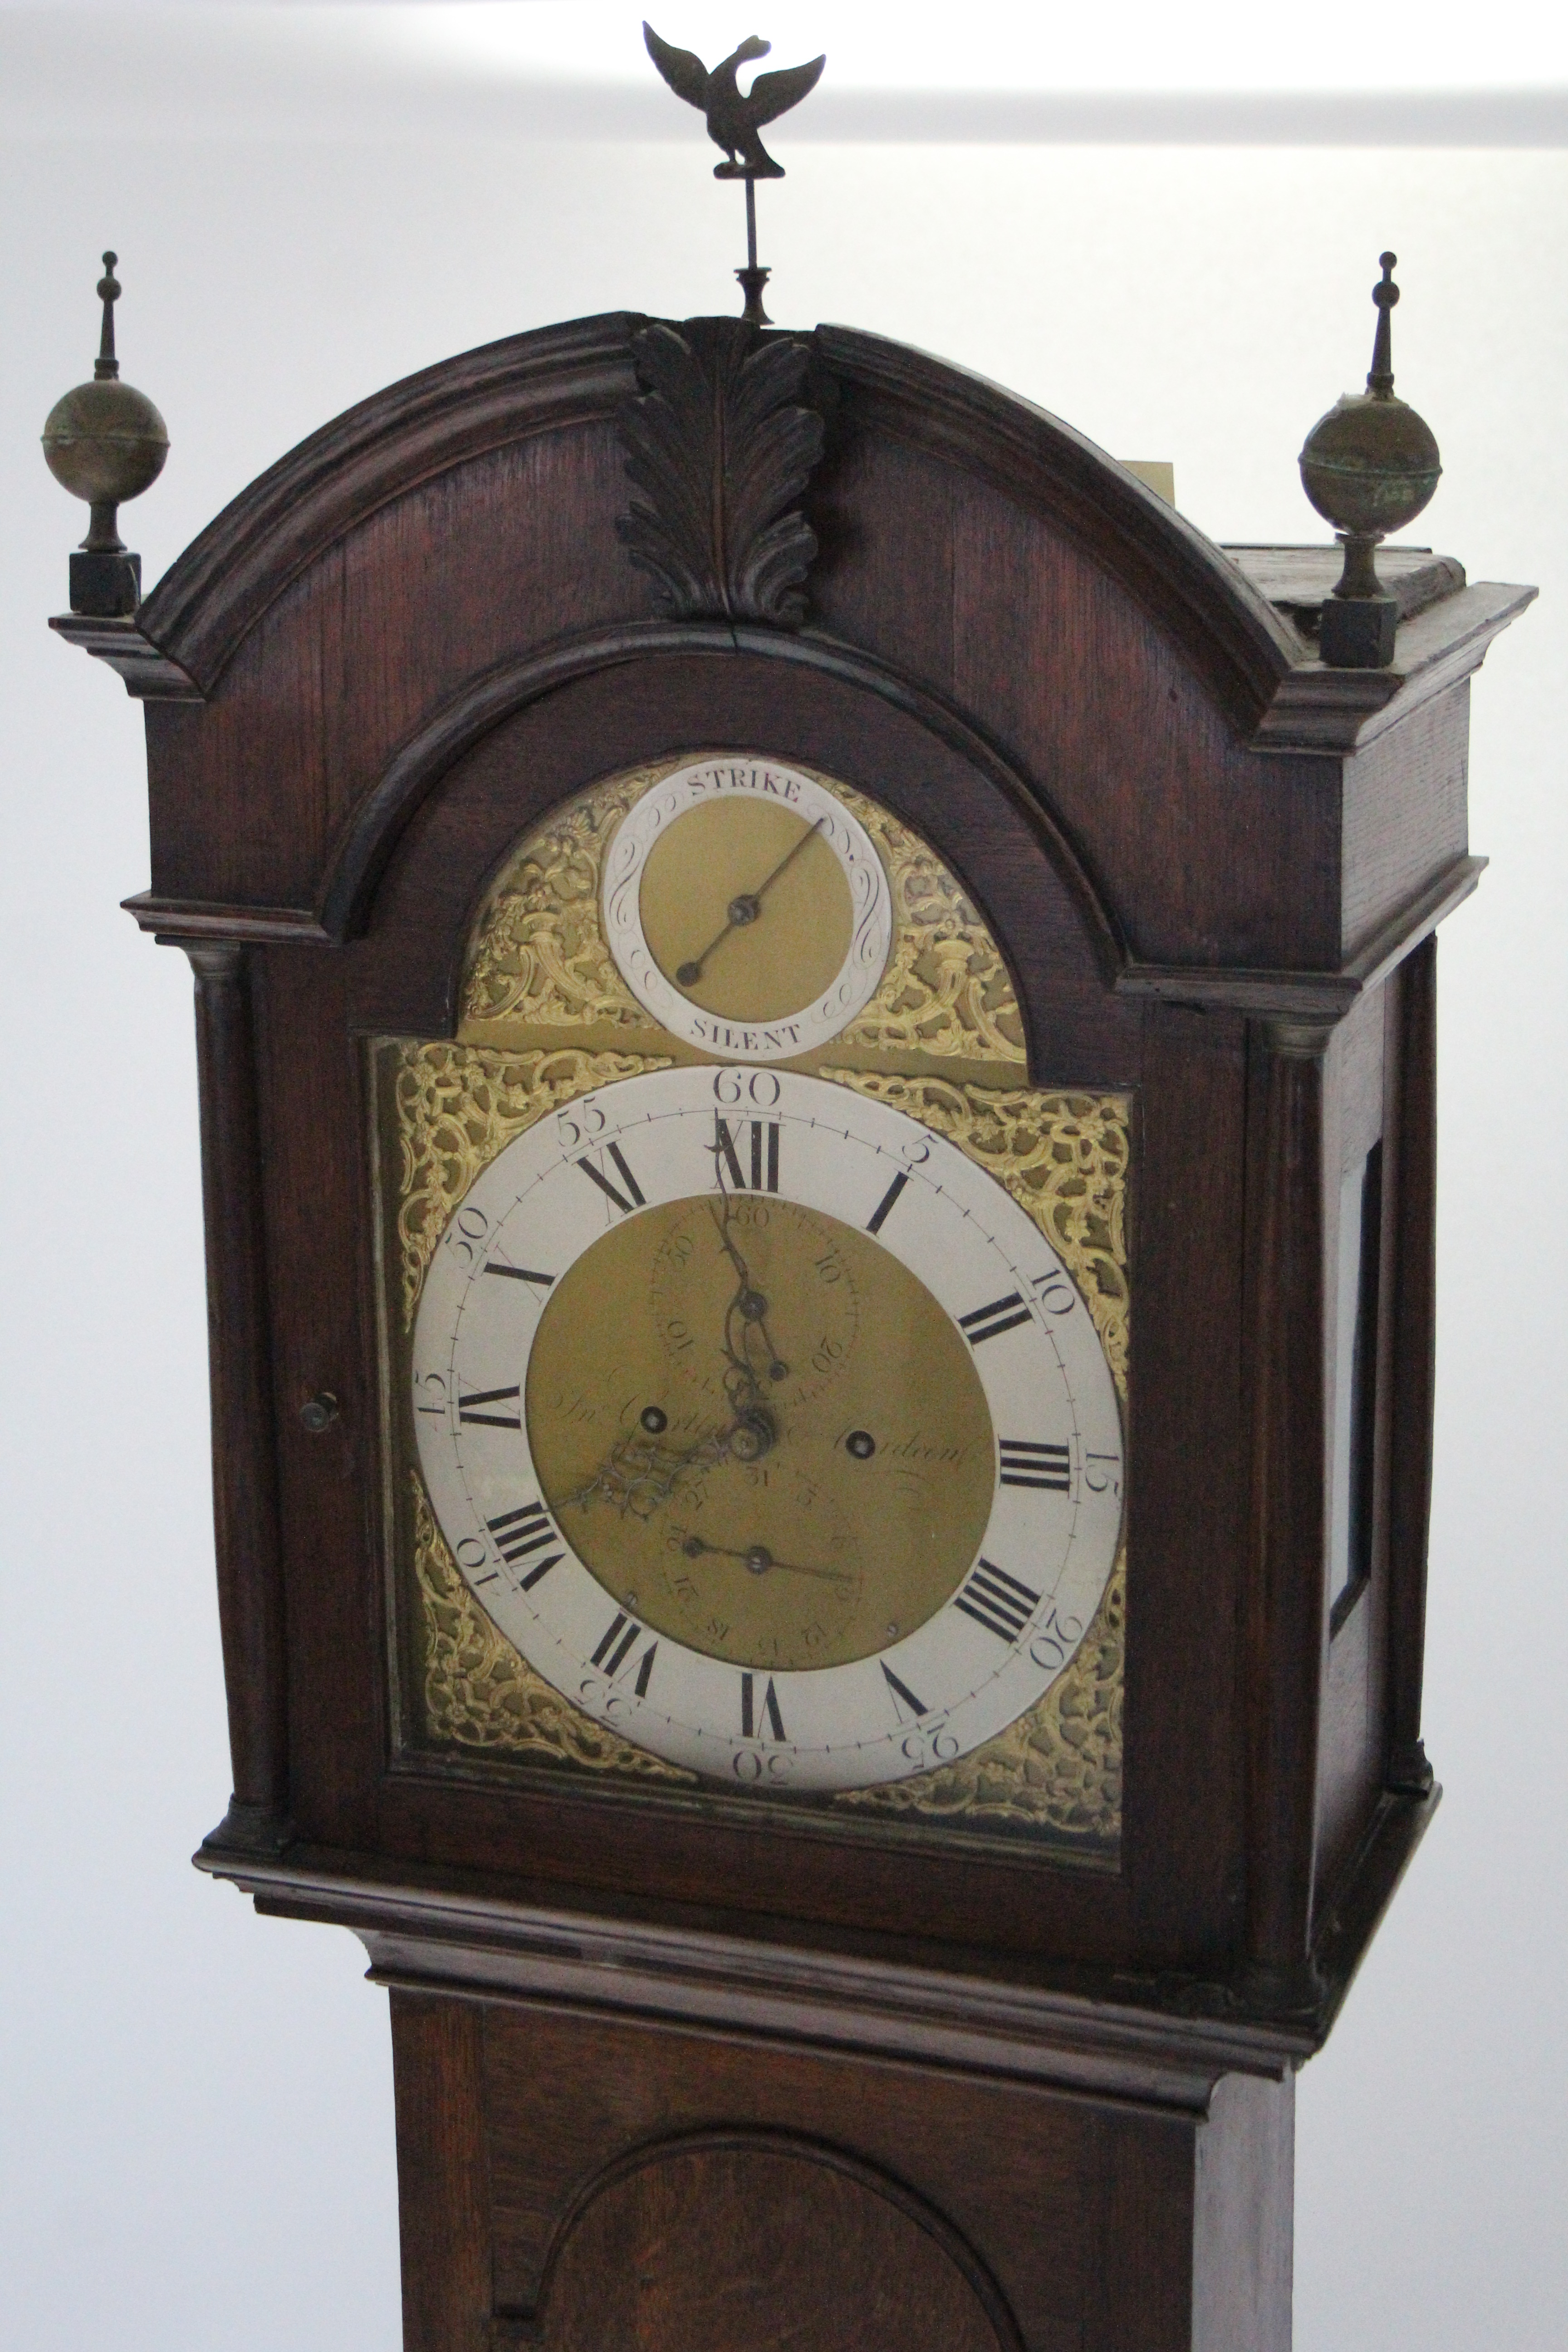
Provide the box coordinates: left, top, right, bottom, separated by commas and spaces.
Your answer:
412, 1065, 1123, 1793
601, 757, 894, 1060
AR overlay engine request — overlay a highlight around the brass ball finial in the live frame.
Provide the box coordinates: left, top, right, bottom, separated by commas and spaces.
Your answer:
42, 249, 169, 617
1298, 251, 1442, 667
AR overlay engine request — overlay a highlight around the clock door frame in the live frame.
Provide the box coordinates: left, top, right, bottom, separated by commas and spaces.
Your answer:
190, 638, 1426, 1993
74, 309, 1516, 2034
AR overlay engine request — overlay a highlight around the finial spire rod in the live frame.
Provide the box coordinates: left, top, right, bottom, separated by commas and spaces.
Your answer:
1368, 251, 1397, 397
738, 175, 769, 325
95, 251, 121, 381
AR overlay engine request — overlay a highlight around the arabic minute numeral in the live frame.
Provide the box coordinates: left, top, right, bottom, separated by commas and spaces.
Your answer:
957, 1292, 1032, 1347
712, 1068, 783, 1110
999, 1439, 1072, 1492
1029, 1267, 1078, 1317
953, 1559, 1041, 1643
1084, 1451, 1123, 1495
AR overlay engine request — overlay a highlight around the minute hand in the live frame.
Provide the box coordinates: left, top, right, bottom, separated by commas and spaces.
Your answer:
676, 815, 825, 987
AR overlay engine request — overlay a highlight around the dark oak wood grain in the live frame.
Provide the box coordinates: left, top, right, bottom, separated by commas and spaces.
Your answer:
392, 1996, 492, 2352
1243, 1020, 1331, 1999
1314, 983, 1395, 1898
384, 1993, 1292, 2352
55, 305, 1529, 2347
523, 2136, 1018, 2352
1385, 937, 1439, 1794
184, 942, 291, 1856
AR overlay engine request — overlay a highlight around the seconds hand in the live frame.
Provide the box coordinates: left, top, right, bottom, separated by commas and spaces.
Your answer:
676, 815, 825, 987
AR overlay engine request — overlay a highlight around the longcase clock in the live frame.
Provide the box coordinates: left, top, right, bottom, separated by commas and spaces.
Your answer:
53, 298, 1531, 2350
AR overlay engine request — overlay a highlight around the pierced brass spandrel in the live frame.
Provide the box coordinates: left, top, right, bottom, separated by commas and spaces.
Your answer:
819, 1072, 1129, 1396
832, 783, 1026, 1065
834, 1552, 1124, 1842
412, 1472, 695, 1781
392, 1039, 672, 1331
454, 758, 1026, 1068
821, 1074, 1128, 1845
459, 766, 656, 1037
383, 763, 1128, 1854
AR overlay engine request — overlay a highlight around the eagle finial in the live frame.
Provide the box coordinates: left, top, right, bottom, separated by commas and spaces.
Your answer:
643, 22, 826, 323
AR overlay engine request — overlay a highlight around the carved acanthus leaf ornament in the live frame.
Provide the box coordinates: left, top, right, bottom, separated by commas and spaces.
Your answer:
617, 320, 825, 627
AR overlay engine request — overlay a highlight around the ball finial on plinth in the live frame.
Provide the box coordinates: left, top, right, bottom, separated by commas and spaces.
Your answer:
1298, 253, 1442, 668
41, 251, 169, 618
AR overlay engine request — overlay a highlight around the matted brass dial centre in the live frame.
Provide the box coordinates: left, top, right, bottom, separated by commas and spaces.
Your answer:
526, 1194, 996, 1671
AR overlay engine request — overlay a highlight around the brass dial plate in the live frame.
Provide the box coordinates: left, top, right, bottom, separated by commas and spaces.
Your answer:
379, 754, 1129, 1850
639, 797, 854, 1024
409, 1066, 1122, 1794
527, 1193, 995, 1672
602, 758, 893, 1058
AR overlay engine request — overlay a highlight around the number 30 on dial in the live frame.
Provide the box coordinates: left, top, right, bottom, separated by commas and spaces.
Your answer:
412, 1067, 1123, 1793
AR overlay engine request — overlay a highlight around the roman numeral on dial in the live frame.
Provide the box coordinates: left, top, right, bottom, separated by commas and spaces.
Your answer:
953, 1559, 1041, 1643
714, 1117, 780, 1192
485, 1502, 564, 1589
999, 1439, 1072, 1491
958, 1292, 1033, 1347
865, 1170, 908, 1235
576, 1142, 645, 1216
590, 1611, 657, 1694
458, 1385, 521, 1429
880, 1661, 929, 1721
740, 1672, 786, 1741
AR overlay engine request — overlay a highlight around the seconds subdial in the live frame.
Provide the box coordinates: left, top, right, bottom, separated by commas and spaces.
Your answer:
650, 1190, 862, 1418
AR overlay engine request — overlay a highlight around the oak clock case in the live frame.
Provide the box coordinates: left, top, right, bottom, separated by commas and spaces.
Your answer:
377, 756, 1129, 1850
49, 233, 1534, 2352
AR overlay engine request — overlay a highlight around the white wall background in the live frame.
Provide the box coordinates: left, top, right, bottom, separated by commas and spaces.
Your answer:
2, 7, 1563, 2348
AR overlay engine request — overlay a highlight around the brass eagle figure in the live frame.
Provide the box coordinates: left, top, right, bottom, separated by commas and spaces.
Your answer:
643, 22, 826, 178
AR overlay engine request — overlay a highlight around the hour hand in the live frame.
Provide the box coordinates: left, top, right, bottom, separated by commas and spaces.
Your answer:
679, 1533, 853, 1588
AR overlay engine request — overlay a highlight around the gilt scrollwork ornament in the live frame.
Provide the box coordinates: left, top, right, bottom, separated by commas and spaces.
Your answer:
820, 1072, 1129, 1387
384, 764, 1128, 1851
460, 769, 657, 1035
832, 784, 1026, 1064
822, 1076, 1128, 1843
458, 762, 1028, 1067
413, 1473, 694, 1780
834, 1553, 1125, 1843
393, 1040, 672, 1328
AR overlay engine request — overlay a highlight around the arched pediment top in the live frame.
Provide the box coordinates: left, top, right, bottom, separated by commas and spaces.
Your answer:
135, 306, 1300, 729
815, 324, 1304, 734
110, 306, 1524, 986
138, 311, 646, 691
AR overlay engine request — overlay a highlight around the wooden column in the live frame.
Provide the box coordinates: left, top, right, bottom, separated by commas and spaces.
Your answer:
1245, 1016, 1333, 1995
183, 940, 292, 1853
1385, 938, 1439, 1793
